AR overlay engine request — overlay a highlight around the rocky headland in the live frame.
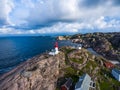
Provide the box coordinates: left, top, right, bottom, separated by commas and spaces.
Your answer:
58, 32, 120, 61
0, 32, 120, 90
0, 52, 65, 90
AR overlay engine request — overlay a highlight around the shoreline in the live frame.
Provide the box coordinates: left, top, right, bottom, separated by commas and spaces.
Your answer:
0, 51, 65, 90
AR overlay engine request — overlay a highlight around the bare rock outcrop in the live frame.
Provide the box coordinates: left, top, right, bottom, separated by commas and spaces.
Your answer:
0, 52, 65, 90
57, 36, 66, 40
69, 32, 120, 61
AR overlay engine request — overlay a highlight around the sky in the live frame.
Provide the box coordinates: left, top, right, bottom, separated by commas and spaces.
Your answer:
0, 0, 120, 35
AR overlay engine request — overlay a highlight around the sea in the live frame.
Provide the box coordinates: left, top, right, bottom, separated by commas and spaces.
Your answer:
0, 36, 72, 75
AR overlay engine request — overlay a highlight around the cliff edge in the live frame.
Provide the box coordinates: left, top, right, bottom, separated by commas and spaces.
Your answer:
0, 52, 65, 90
0, 45, 120, 90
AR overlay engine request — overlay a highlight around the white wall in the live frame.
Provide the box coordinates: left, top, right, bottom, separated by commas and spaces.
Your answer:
112, 70, 120, 81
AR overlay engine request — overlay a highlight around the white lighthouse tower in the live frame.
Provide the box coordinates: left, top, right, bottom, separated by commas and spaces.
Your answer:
54, 42, 59, 54
49, 42, 59, 55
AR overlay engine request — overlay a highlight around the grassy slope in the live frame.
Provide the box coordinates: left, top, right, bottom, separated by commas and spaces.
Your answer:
60, 47, 120, 90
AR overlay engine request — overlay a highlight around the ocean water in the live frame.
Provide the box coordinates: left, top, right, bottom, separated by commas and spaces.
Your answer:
0, 36, 74, 75
0, 36, 58, 75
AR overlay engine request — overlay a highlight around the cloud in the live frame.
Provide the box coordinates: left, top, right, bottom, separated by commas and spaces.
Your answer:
0, 0, 120, 35
0, 18, 120, 35
80, 0, 120, 8
113, 0, 120, 6
0, 0, 14, 26
9, 0, 120, 26
80, 0, 102, 8
9, 0, 80, 27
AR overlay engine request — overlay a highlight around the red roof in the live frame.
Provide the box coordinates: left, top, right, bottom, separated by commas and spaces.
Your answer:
104, 62, 114, 69
61, 78, 73, 90
55, 42, 58, 48
61, 86, 67, 90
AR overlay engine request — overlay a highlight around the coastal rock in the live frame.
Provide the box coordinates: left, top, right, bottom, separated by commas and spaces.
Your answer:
0, 52, 65, 90
67, 49, 94, 70
57, 36, 66, 40
69, 32, 120, 61
111, 35, 120, 49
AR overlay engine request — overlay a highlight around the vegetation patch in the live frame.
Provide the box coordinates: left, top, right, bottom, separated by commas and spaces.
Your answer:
100, 81, 112, 90
60, 45, 120, 90
70, 58, 83, 64
64, 67, 76, 75
64, 67, 79, 82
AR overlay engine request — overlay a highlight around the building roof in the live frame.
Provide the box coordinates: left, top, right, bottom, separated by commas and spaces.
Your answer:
62, 78, 73, 89
75, 74, 91, 90
112, 68, 120, 74
104, 62, 114, 68
55, 42, 58, 48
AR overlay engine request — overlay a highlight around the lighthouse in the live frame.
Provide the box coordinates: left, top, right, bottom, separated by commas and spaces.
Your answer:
49, 42, 59, 55
54, 42, 59, 54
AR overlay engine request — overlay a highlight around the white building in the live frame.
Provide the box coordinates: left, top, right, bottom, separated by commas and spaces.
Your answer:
76, 44, 82, 50
112, 68, 120, 81
72, 44, 82, 50
75, 74, 95, 90
49, 42, 59, 56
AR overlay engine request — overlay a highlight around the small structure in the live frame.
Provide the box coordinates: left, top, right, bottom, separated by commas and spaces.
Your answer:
109, 60, 120, 65
76, 44, 82, 50
72, 44, 82, 50
54, 42, 59, 54
61, 78, 73, 90
49, 42, 59, 55
104, 62, 114, 69
75, 74, 95, 90
112, 68, 120, 81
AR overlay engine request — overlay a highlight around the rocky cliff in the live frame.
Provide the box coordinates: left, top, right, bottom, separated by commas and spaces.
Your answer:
59, 32, 120, 61
0, 34, 120, 90
0, 52, 65, 90
59, 47, 120, 90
